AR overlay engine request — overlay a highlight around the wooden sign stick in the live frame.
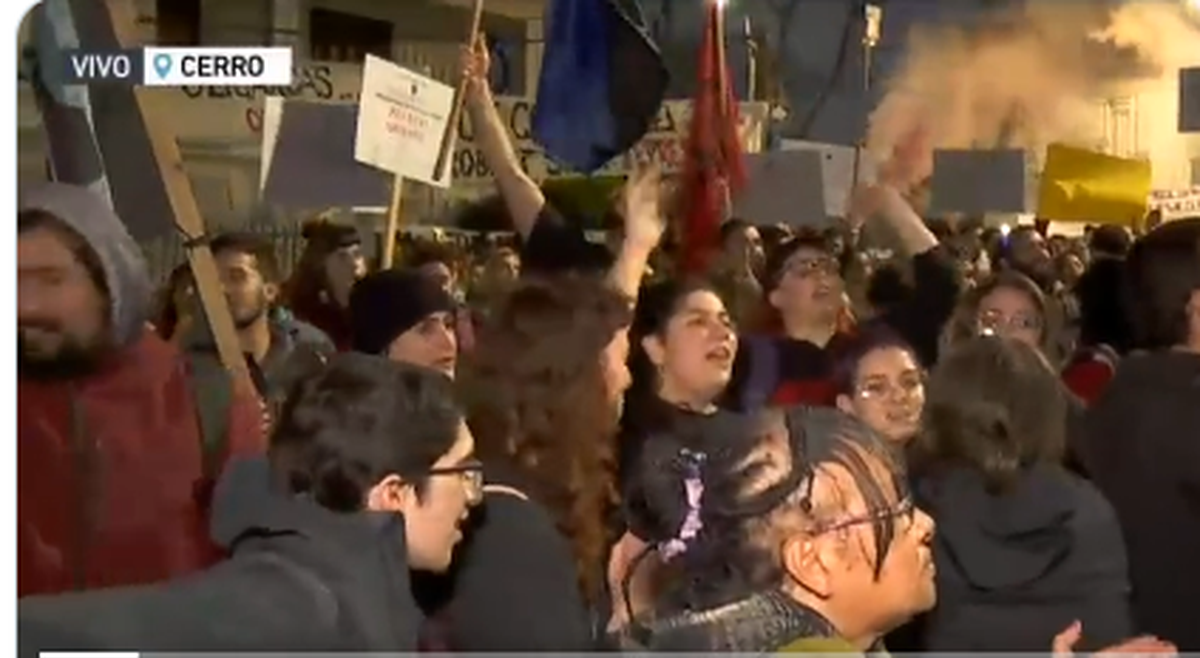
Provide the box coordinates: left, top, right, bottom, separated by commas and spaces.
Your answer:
431, 0, 486, 182
381, 176, 404, 269
105, 0, 250, 385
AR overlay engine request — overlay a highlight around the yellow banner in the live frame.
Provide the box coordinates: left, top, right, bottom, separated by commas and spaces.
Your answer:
1037, 143, 1152, 224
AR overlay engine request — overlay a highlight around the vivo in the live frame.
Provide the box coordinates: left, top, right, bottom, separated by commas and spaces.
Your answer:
70, 53, 132, 80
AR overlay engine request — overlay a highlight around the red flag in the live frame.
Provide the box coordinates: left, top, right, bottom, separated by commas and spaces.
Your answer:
678, 0, 747, 274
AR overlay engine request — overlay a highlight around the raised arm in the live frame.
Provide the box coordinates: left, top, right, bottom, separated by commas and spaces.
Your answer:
607, 166, 665, 304
462, 36, 545, 239
851, 183, 938, 257
849, 183, 959, 365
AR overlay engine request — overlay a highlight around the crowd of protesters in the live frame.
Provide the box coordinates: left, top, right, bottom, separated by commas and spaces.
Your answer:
16, 36, 1200, 657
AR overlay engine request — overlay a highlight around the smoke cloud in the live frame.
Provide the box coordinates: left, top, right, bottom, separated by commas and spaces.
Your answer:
867, 0, 1200, 192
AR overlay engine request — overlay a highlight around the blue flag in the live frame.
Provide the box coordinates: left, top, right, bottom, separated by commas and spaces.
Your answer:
25, 0, 113, 207
27, 0, 177, 242
532, 0, 668, 174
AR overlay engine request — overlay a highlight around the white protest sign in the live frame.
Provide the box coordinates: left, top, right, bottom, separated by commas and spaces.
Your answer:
1149, 187, 1200, 220
354, 55, 455, 187
1181, 67, 1200, 133
779, 140, 876, 218
930, 149, 1030, 215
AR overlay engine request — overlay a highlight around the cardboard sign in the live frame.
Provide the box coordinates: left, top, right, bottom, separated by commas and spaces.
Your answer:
732, 150, 829, 227
262, 101, 391, 210
1037, 143, 1152, 225
354, 55, 455, 186
1181, 67, 1200, 133
930, 149, 1030, 216
778, 140, 875, 218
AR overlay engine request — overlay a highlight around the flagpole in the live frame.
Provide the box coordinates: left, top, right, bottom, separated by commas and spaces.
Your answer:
432, 0, 486, 183
713, 0, 731, 220
744, 15, 756, 101
714, 0, 729, 118
851, 3, 881, 194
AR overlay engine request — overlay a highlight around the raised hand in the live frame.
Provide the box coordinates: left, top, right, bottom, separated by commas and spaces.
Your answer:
846, 183, 887, 231
620, 164, 666, 251
459, 33, 490, 95
878, 124, 932, 191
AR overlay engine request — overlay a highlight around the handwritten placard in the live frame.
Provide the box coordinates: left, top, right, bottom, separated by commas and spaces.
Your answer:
449, 98, 768, 183
1149, 187, 1200, 220
136, 61, 768, 184
354, 55, 454, 187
